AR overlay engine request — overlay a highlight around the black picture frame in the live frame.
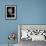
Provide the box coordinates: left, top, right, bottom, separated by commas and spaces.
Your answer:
5, 5, 16, 20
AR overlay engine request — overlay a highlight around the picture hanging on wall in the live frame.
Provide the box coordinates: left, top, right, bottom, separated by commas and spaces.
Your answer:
5, 5, 16, 20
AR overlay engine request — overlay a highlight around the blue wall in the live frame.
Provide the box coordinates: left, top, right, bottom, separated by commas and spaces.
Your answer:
0, 0, 46, 44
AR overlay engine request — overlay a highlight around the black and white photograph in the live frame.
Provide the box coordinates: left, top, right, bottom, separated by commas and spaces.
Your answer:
5, 5, 16, 20
18, 24, 46, 46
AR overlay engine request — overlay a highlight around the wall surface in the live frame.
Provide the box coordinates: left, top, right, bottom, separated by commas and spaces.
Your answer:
0, 0, 46, 45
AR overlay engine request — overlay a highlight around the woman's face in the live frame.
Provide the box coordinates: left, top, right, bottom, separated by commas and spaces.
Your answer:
8, 8, 13, 15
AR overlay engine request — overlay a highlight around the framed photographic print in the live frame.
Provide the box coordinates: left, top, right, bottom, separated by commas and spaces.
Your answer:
5, 5, 16, 20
